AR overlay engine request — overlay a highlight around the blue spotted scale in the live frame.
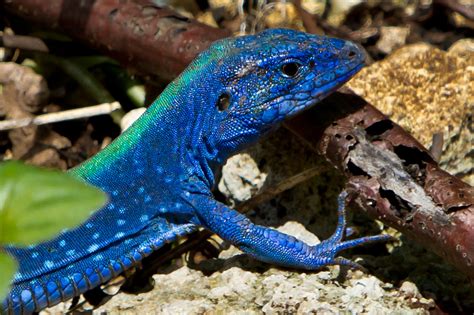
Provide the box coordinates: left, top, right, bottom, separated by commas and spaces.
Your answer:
2, 29, 391, 314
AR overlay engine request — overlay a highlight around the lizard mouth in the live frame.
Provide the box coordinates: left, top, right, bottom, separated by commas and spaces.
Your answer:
313, 62, 363, 99
264, 63, 364, 121
282, 62, 364, 119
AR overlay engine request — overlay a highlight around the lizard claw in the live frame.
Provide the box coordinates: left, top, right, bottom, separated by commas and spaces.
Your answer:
333, 257, 367, 272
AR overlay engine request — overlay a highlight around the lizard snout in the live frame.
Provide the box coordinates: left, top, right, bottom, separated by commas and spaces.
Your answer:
341, 41, 366, 66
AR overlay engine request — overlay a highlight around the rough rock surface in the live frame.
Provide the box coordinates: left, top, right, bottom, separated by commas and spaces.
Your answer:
45, 223, 433, 314
376, 26, 411, 55
218, 153, 267, 204
348, 39, 473, 184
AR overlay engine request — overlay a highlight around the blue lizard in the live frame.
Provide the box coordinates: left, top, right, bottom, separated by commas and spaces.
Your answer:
1, 29, 390, 314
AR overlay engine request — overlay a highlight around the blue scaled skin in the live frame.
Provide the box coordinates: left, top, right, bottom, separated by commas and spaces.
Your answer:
2, 29, 390, 314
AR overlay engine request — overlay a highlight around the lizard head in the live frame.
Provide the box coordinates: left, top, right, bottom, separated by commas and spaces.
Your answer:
188, 28, 365, 165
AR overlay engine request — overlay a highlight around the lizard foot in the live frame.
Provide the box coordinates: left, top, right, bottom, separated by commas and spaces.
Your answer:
310, 190, 393, 270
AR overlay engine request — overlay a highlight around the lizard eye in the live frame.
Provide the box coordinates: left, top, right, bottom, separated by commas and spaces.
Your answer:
217, 92, 231, 111
281, 61, 301, 77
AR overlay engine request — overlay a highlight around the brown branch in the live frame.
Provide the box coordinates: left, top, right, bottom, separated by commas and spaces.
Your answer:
3, 0, 231, 80
285, 89, 474, 280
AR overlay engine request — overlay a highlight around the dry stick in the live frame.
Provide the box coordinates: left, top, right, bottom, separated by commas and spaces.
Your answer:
38, 54, 124, 124
238, 166, 324, 212
430, 132, 444, 162
0, 34, 49, 52
0, 102, 121, 131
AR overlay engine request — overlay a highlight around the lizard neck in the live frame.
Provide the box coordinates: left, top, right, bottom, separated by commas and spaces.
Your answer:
71, 79, 219, 191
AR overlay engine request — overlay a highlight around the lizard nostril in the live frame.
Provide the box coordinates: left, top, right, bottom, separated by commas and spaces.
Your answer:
348, 50, 357, 58
217, 92, 231, 111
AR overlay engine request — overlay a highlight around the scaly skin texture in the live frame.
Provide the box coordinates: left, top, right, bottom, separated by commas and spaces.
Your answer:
2, 29, 390, 314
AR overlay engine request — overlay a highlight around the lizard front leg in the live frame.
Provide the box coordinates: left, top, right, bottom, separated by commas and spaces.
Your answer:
185, 191, 391, 270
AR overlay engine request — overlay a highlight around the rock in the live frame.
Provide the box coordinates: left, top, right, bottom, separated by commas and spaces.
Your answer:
262, 2, 304, 31
43, 191, 434, 314
345, 276, 385, 300
300, 0, 326, 15
219, 153, 267, 204
277, 221, 320, 246
42, 218, 431, 314
261, 275, 321, 314
376, 26, 411, 55
121, 107, 146, 131
207, 267, 258, 301
208, 0, 239, 17
0, 62, 49, 113
77, 265, 432, 314
399, 281, 421, 299
327, 0, 364, 26
28, 147, 67, 170
348, 39, 473, 184
448, 38, 474, 61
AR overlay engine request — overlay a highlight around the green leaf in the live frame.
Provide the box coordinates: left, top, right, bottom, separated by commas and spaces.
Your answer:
0, 161, 107, 247
0, 252, 17, 301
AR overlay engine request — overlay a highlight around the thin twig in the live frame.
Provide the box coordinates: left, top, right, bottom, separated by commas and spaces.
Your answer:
238, 166, 324, 212
0, 102, 122, 131
38, 54, 124, 124
430, 132, 444, 162
0, 35, 49, 52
